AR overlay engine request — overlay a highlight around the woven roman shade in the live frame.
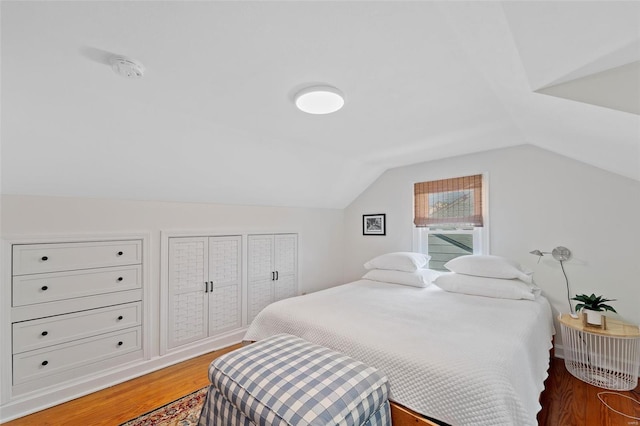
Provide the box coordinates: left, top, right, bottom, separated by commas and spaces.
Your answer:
414, 174, 483, 227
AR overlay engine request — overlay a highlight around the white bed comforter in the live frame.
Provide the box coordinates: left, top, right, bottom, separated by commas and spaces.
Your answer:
244, 279, 555, 426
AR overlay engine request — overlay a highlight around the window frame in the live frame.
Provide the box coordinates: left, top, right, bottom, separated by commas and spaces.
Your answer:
412, 172, 490, 268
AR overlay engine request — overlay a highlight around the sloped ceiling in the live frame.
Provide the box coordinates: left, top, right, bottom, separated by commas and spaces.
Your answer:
503, 2, 640, 114
536, 61, 639, 115
1, 1, 639, 209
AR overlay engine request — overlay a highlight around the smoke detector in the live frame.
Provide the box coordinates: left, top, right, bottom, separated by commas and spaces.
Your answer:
110, 56, 145, 79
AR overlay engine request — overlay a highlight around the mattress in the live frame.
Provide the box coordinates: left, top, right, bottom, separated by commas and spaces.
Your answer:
244, 279, 555, 426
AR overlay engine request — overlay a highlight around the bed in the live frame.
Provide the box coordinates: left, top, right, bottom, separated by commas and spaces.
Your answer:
243, 276, 554, 426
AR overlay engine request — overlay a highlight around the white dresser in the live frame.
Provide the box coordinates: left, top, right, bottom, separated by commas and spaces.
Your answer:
10, 240, 145, 395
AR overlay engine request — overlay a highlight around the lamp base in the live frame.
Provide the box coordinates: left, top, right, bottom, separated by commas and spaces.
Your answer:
570, 313, 579, 319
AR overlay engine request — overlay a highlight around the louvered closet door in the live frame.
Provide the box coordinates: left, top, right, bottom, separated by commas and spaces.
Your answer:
168, 237, 209, 349
208, 236, 241, 333
274, 234, 298, 301
247, 235, 274, 323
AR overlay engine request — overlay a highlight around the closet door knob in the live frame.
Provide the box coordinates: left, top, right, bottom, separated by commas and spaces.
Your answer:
117, 341, 123, 346
117, 315, 123, 320
117, 277, 123, 282
117, 251, 124, 256
41, 256, 49, 261
41, 286, 48, 291
41, 361, 48, 366
41, 331, 48, 336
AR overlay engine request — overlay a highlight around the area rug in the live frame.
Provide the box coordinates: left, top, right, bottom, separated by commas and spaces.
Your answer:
120, 387, 208, 426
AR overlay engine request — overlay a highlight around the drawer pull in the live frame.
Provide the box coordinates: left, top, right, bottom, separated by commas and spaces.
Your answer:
41, 331, 48, 336
117, 276, 124, 282
41, 360, 48, 366
117, 251, 124, 256
41, 286, 48, 291
41, 256, 49, 261
117, 315, 123, 320
117, 341, 123, 346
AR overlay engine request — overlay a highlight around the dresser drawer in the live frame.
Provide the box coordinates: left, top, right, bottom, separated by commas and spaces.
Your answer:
12, 265, 141, 307
13, 240, 142, 275
13, 327, 141, 385
13, 302, 142, 354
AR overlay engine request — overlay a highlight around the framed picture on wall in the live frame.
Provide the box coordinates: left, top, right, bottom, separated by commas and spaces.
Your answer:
363, 214, 386, 236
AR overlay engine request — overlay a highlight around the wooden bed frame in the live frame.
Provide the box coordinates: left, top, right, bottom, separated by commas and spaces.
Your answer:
242, 339, 441, 425
238, 337, 556, 426
390, 402, 441, 426
388, 339, 557, 426
235, 339, 555, 426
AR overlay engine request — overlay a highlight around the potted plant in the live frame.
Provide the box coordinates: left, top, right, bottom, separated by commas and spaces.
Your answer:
572, 293, 617, 326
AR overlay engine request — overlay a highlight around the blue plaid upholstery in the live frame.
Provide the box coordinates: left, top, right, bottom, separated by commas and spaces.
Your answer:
199, 334, 391, 426
199, 386, 253, 426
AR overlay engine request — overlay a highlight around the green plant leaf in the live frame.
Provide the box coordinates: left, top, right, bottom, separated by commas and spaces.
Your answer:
571, 294, 616, 312
601, 304, 617, 313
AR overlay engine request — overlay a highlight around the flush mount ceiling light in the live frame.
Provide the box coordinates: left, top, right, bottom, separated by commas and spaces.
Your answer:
110, 56, 145, 79
294, 85, 344, 114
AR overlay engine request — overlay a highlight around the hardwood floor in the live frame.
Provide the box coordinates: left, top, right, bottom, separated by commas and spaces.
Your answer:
2, 351, 638, 426
2, 344, 243, 426
538, 358, 640, 426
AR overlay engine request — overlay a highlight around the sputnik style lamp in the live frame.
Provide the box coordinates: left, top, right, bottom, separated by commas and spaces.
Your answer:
529, 246, 575, 316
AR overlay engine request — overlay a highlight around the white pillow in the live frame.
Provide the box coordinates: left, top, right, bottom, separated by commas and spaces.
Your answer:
364, 252, 430, 272
433, 273, 539, 300
444, 255, 533, 283
362, 268, 442, 288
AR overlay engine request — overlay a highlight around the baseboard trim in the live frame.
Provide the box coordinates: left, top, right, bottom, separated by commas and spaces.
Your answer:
554, 343, 564, 359
0, 329, 246, 423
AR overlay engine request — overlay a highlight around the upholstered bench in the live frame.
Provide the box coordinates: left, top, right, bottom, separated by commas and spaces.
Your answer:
198, 333, 391, 426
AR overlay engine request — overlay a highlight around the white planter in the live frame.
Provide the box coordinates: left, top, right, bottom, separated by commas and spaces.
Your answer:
585, 309, 602, 326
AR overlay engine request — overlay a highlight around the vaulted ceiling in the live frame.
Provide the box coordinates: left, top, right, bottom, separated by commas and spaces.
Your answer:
2, 1, 638, 208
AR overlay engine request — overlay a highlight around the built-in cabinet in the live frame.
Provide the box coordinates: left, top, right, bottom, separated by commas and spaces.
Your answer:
167, 236, 242, 349
247, 234, 298, 322
164, 232, 298, 351
8, 240, 145, 396
1, 231, 297, 422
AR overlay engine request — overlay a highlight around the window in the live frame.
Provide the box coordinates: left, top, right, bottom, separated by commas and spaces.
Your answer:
413, 174, 488, 271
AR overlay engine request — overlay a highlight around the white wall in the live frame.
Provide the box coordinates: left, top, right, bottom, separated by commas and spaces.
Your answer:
343, 144, 640, 339
3, 144, 639, 350
0, 195, 346, 341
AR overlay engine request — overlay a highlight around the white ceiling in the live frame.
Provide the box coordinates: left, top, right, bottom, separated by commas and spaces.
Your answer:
2, 1, 639, 209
